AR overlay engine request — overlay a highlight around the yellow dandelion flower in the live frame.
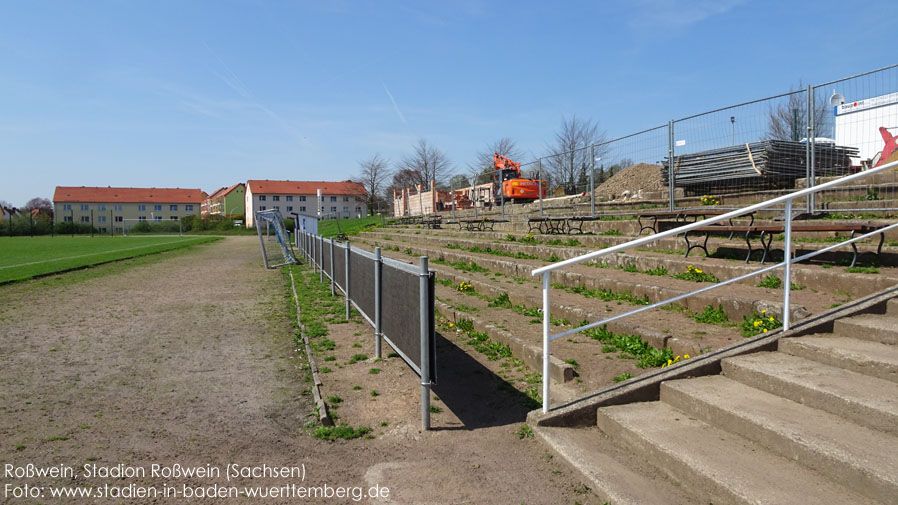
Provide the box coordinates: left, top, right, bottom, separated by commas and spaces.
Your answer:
675, 356, 681, 361
695, 269, 703, 274
769, 317, 775, 322
667, 359, 673, 366
684, 354, 691, 359
763, 329, 768, 333
761, 309, 767, 313
754, 320, 761, 327
449, 323, 454, 328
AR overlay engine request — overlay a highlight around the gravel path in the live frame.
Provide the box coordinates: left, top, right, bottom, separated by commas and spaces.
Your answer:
0, 236, 599, 504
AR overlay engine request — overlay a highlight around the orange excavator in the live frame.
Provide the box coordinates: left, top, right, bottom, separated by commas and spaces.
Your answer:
493, 153, 547, 202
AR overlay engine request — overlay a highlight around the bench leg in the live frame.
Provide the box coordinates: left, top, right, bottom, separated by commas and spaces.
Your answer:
849, 230, 859, 268
684, 230, 709, 258
744, 230, 754, 263
760, 231, 773, 265
637, 215, 652, 235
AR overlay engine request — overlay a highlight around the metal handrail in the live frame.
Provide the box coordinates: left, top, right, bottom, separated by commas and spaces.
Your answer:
531, 159, 898, 413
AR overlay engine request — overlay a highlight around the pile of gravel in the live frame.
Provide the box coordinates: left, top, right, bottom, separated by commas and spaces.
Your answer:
594, 163, 666, 201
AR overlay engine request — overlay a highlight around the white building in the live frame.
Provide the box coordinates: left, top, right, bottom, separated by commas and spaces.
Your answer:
244, 179, 367, 227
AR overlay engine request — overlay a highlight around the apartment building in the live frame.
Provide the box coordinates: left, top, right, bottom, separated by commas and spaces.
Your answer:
244, 180, 367, 227
53, 186, 203, 234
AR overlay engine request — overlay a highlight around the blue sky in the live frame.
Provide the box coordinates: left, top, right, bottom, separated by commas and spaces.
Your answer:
1, 0, 896, 206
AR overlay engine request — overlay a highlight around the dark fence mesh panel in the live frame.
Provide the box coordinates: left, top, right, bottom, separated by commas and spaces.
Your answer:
349, 250, 375, 322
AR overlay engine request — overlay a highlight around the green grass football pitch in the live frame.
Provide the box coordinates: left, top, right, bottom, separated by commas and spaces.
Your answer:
0, 236, 220, 284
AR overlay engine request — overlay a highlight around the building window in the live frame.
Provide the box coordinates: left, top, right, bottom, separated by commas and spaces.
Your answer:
272, 195, 280, 201
274, 206, 280, 211
99, 216, 107, 223
343, 197, 349, 202
300, 206, 306, 212
170, 204, 178, 211
154, 216, 162, 222
356, 207, 361, 212
287, 206, 293, 212
98, 204, 106, 211
115, 216, 123, 222
330, 196, 337, 202
185, 205, 193, 211
80, 216, 90, 223
63, 204, 71, 211
330, 206, 337, 212
260, 206, 266, 211
138, 216, 147, 221
259, 195, 266, 201
299, 196, 306, 201
286, 196, 293, 201
114, 205, 122, 211
64, 216, 73, 222
343, 206, 348, 212
154, 205, 162, 212
170, 216, 178, 220
139, 205, 146, 211
81, 204, 89, 211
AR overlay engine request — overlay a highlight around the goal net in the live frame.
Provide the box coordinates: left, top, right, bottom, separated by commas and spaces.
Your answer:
254, 209, 297, 268
122, 218, 182, 237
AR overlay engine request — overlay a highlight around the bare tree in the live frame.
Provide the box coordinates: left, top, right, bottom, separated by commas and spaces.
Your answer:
766, 81, 829, 141
467, 137, 525, 186
353, 153, 392, 214
544, 115, 607, 194
385, 168, 426, 198
24, 197, 53, 216
396, 138, 452, 189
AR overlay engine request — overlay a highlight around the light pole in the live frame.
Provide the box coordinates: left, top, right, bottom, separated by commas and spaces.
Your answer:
730, 116, 735, 145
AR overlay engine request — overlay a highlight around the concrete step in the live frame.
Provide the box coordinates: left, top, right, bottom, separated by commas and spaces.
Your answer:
661, 375, 898, 503
595, 401, 879, 505
834, 314, 898, 345
722, 352, 898, 436
780, 334, 898, 383
888, 297, 898, 315
533, 426, 697, 505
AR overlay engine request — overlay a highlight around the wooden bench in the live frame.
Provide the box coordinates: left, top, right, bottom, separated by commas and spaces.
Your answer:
527, 216, 604, 235
637, 209, 755, 236
684, 223, 886, 266
422, 215, 442, 229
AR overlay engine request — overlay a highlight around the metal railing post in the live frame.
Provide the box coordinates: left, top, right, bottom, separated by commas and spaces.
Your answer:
419, 256, 431, 430
668, 120, 676, 212
318, 235, 324, 282
344, 241, 351, 320
541, 272, 551, 413
374, 247, 382, 359
590, 144, 596, 218
538, 158, 544, 217
450, 182, 456, 219
329, 237, 335, 296
783, 199, 793, 331
808, 85, 816, 214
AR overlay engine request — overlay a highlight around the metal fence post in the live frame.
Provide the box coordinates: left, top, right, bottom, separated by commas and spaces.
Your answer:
668, 120, 676, 212
541, 272, 551, 413
344, 241, 351, 320
805, 85, 817, 213
450, 182, 456, 220
783, 199, 793, 331
538, 158, 544, 217
329, 238, 335, 296
590, 144, 595, 218
319, 236, 324, 282
374, 247, 382, 359
419, 256, 431, 431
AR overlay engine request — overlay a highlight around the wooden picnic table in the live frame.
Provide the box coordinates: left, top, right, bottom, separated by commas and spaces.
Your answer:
684, 223, 886, 266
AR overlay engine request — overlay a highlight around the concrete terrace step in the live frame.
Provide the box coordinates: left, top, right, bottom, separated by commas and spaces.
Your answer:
534, 426, 697, 505
888, 297, 898, 314
721, 352, 898, 436
779, 334, 898, 383
595, 401, 879, 505
661, 375, 898, 503
834, 314, 898, 345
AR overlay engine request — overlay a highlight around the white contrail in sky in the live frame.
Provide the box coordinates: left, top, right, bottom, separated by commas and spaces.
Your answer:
381, 82, 407, 124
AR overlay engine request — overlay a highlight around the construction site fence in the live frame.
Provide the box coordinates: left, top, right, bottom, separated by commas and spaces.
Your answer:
438, 63, 898, 217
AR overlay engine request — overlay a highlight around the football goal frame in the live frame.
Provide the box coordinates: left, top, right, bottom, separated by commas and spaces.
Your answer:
255, 209, 297, 268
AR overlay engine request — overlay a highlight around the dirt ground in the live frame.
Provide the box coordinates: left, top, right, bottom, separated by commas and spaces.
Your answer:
0, 236, 603, 505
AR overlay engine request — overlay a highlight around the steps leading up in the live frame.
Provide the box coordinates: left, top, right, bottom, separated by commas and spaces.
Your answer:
834, 313, 898, 345
721, 351, 898, 436
534, 426, 696, 505
595, 401, 879, 505
661, 375, 898, 503
780, 334, 898, 383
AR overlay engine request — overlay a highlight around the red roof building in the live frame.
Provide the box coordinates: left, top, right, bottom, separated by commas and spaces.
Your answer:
244, 179, 367, 227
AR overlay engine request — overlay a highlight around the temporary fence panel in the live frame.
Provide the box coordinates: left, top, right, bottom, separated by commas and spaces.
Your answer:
349, 248, 376, 326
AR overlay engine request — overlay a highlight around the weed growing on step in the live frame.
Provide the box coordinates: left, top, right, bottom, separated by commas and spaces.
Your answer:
643, 266, 669, 276
693, 305, 729, 325
457, 280, 474, 293
613, 372, 633, 383
845, 266, 879, 274
674, 265, 719, 283
517, 425, 534, 439
553, 283, 650, 306
756, 274, 804, 290
563, 358, 580, 370
313, 426, 372, 441
741, 310, 782, 337
580, 324, 674, 368
599, 229, 622, 236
